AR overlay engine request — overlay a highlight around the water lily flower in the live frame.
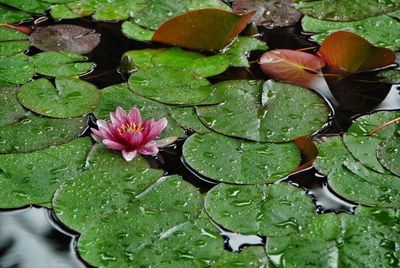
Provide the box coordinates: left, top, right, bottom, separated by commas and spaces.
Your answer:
91, 106, 168, 161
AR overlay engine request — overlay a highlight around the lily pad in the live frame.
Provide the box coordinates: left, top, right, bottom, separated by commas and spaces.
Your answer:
18, 78, 100, 118
0, 26, 30, 58
267, 211, 400, 267
32, 51, 95, 77
205, 182, 316, 236
377, 135, 400, 176
0, 0, 49, 13
169, 107, 210, 134
293, 0, 400, 21
121, 21, 154, 41
183, 133, 301, 184
121, 37, 267, 77
0, 137, 91, 208
94, 83, 185, 138
30, 24, 101, 54
0, 6, 31, 24
301, 14, 400, 51
0, 54, 35, 85
214, 247, 268, 268
343, 111, 400, 173
0, 86, 27, 127
377, 69, 400, 84
0, 115, 87, 154
197, 80, 330, 142
128, 67, 219, 106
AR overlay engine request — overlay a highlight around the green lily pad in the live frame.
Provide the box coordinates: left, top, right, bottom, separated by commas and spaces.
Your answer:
377, 135, 400, 176
343, 111, 400, 173
315, 136, 400, 207
121, 37, 267, 76
205, 182, 316, 236
294, 0, 400, 21
128, 66, 220, 106
0, 0, 49, 13
377, 69, 400, 84
0, 86, 27, 127
0, 6, 31, 24
197, 80, 329, 142
121, 21, 154, 41
183, 133, 301, 184
32, 51, 95, 77
53, 145, 165, 232
169, 107, 210, 134
301, 15, 400, 51
0, 114, 87, 154
18, 78, 100, 118
94, 83, 185, 138
0, 26, 30, 58
0, 54, 35, 85
267, 211, 400, 267
0, 137, 91, 208
214, 247, 268, 268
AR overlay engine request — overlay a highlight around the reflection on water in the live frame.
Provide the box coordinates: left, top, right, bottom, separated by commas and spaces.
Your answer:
0, 207, 85, 268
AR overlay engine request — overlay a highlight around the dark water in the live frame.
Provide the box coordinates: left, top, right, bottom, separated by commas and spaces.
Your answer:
1, 10, 400, 268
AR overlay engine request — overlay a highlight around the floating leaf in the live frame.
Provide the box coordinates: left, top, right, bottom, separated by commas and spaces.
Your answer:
18, 78, 100, 118
232, 0, 302, 28
377, 69, 400, 84
128, 67, 219, 105
318, 31, 396, 73
169, 107, 211, 134
30, 24, 101, 54
152, 9, 255, 51
259, 49, 325, 89
0, 6, 31, 24
0, 115, 87, 154
377, 135, 400, 177
343, 111, 400, 173
205, 182, 316, 236
0, 0, 49, 13
292, 136, 318, 173
302, 15, 400, 51
0, 85, 27, 127
0, 53, 35, 85
197, 80, 329, 142
293, 0, 400, 21
183, 133, 300, 184
94, 83, 185, 138
0, 138, 91, 208
32, 51, 95, 77
214, 247, 268, 268
267, 211, 400, 267
121, 21, 154, 42
0, 26, 29, 58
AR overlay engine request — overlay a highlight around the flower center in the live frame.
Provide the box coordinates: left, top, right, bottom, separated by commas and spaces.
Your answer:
119, 123, 143, 135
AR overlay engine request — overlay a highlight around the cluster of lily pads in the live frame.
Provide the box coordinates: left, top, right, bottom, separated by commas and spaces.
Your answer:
0, 0, 400, 267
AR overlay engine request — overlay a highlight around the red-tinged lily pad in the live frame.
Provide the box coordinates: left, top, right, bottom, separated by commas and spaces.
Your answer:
292, 136, 318, 173
318, 31, 396, 74
152, 9, 255, 51
30, 24, 101, 54
259, 49, 326, 89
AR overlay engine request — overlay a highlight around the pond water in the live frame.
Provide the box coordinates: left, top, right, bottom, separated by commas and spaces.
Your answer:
1, 10, 399, 268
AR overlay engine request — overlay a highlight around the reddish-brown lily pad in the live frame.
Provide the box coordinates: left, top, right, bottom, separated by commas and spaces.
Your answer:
30, 24, 101, 54
152, 9, 255, 51
259, 49, 326, 89
318, 31, 396, 73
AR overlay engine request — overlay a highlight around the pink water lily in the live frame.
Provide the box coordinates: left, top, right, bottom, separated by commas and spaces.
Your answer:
91, 106, 168, 161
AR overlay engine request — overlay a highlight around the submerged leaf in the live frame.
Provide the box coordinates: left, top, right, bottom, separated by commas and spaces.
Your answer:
152, 9, 255, 51
259, 49, 325, 89
30, 24, 101, 54
319, 31, 396, 73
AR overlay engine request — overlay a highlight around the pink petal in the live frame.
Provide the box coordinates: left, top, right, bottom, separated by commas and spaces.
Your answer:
142, 118, 167, 144
115, 106, 128, 124
91, 128, 111, 140
109, 112, 122, 127
102, 139, 125, 150
128, 107, 142, 125
138, 145, 159, 155
141, 119, 155, 137
97, 120, 108, 130
130, 132, 143, 147
122, 150, 137, 161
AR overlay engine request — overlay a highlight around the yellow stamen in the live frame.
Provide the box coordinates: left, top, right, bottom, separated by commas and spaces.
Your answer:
119, 123, 143, 136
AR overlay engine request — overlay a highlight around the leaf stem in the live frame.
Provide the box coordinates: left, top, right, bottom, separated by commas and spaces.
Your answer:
368, 117, 400, 136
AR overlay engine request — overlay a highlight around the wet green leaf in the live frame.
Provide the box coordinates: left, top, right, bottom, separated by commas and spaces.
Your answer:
94, 83, 185, 138
0, 86, 27, 127
197, 80, 329, 142
294, 0, 400, 21
0, 26, 29, 58
169, 107, 211, 134
18, 78, 100, 118
205, 183, 316, 236
0, 114, 87, 154
214, 247, 268, 268
377, 69, 400, 84
32, 51, 95, 77
183, 133, 301, 184
0, 54, 35, 85
302, 15, 400, 51
267, 211, 400, 267
0, 138, 91, 208
377, 134, 400, 176
121, 21, 154, 41
0, 6, 31, 24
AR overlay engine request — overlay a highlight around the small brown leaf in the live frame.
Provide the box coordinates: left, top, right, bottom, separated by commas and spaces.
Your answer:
292, 136, 318, 173
152, 9, 255, 51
